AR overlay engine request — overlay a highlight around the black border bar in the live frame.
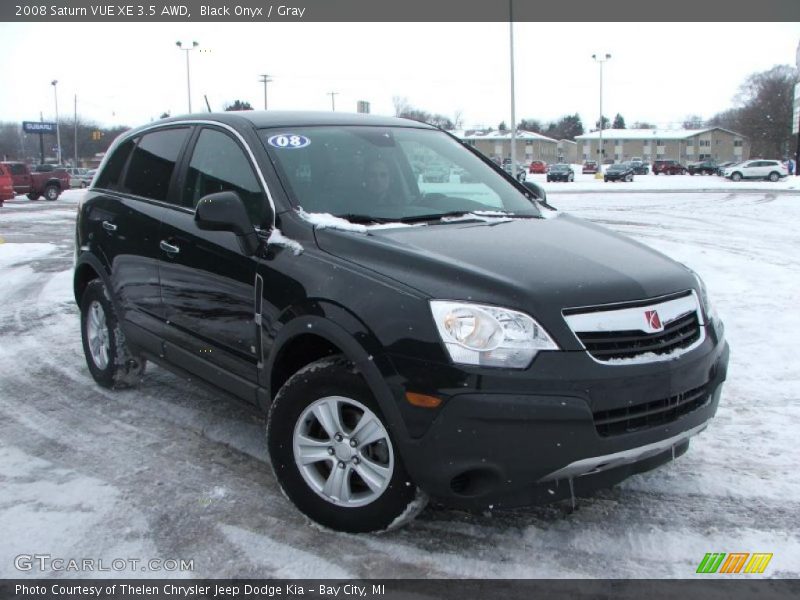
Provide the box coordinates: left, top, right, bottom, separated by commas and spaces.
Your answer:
3, 0, 800, 22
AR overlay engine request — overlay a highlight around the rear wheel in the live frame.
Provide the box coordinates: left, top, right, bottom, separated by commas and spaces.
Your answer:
80, 280, 146, 388
44, 184, 60, 201
267, 356, 425, 532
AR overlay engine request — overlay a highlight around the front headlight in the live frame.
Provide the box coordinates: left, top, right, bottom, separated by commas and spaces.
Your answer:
429, 301, 559, 368
690, 270, 719, 325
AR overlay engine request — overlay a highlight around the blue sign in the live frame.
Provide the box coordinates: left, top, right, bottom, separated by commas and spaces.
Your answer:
23, 121, 56, 134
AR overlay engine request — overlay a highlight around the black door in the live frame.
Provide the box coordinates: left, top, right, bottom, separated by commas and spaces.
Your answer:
158, 126, 272, 401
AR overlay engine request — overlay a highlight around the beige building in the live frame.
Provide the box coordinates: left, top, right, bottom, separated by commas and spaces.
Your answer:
557, 139, 578, 164
457, 130, 559, 164
575, 127, 749, 164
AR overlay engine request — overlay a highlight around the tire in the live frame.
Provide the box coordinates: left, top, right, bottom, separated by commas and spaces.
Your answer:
603, 177, 608, 182
267, 356, 425, 532
689, 171, 695, 176
44, 184, 60, 201
768, 172, 779, 182
731, 172, 742, 182
80, 280, 146, 389
626, 174, 633, 182
27, 193, 39, 201
568, 174, 574, 182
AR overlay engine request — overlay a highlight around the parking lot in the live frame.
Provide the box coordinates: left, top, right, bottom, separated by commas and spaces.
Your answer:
0, 185, 799, 578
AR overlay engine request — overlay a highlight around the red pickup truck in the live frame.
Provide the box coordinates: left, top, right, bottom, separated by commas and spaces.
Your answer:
0, 162, 70, 201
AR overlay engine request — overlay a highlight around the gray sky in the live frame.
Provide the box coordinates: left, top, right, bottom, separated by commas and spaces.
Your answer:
1, 22, 798, 130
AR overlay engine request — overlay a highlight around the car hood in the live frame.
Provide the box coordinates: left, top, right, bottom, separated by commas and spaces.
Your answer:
314, 213, 695, 347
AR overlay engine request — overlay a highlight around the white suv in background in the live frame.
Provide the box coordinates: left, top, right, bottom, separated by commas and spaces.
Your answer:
724, 160, 788, 182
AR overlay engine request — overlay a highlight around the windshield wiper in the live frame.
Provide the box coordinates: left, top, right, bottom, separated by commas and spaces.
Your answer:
398, 211, 539, 223
334, 213, 393, 224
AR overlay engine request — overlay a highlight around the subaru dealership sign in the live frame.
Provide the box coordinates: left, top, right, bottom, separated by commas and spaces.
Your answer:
23, 121, 57, 134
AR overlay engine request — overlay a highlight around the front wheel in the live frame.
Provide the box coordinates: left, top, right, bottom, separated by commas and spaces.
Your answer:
27, 193, 39, 201
768, 172, 780, 182
80, 280, 146, 388
731, 172, 742, 182
267, 356, 425, 532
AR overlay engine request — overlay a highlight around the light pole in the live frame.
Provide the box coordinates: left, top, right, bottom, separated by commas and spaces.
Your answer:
176, 41, 199, 113
509, 0, 517, 180
592, 53, 611, 179
51, 80, 62, 164
259, 74, 272, 110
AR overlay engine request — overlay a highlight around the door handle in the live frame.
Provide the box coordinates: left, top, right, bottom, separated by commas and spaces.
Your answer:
159, 240, 180, 255
102, 221, 117, 232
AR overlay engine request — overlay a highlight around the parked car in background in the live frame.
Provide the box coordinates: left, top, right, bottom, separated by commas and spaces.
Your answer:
502, 159, 527, 181
33, 163, 67, 173
546, 163, 575, 182
604, 162, 635, 182
65, 167, 93, 188
723, 160, 788, 182
582, 160, 598, 174
74, 110, 728, 532
0, 161, 70, 200
652, 160, 687, 175
715, 161, 737, 176
629, 159, 649, 175
687, 160, 718, 176
528, 160, 547, 174
0, 163, 14, 206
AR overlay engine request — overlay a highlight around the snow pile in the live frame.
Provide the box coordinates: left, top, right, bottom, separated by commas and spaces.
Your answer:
267, 228, 303, 255
441, 212, 514, 224
296, 207, 420, 232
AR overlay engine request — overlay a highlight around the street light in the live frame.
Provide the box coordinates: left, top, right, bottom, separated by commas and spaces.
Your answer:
176, 40, 199, 113
592, 53, 611, 179
258, 74, 273, 110
51, 79, 62, 164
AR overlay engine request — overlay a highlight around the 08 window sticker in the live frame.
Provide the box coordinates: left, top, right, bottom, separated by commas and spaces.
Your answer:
267, 133, 311, 149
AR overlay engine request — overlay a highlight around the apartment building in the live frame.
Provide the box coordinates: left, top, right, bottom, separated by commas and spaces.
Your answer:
456, 130, 560, 164
575, 127, 749, 164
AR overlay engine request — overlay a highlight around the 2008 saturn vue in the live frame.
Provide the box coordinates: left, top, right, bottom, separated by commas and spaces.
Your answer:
74, 112, 729, 532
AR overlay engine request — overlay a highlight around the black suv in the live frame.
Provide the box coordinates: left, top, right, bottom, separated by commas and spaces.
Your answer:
74, 112, 729, 532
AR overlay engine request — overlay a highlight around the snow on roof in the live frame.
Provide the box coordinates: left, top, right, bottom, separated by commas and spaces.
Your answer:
456, 129, 559, 143
575, 127, 744, 141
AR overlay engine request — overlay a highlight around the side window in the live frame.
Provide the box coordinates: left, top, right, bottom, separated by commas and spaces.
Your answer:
96, 138, 135, 191
124, 128, 189, 201
183, 128, 267, 227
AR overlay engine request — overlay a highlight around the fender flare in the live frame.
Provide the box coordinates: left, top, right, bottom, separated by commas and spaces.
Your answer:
262, 305, 413, 450
73, 252, 118, 313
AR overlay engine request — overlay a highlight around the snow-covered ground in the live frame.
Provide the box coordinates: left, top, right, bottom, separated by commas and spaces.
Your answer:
0, 187, 798, 578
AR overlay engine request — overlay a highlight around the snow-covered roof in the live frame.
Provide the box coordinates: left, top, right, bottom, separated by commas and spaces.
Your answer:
456, 129, 559, 143
575, 127, 744, 141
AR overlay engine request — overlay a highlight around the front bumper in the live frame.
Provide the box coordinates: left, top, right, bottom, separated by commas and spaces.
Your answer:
387, 331, 729, 509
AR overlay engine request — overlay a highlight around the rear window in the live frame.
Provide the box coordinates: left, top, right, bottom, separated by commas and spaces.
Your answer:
0, 165, 8, 177
123, 128, 190, 201
96, 139, 135, 191
9, 163, 27, 175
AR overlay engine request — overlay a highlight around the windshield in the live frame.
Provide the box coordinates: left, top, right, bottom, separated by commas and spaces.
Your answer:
259, 126, 540, 222
550, 165, 569, 172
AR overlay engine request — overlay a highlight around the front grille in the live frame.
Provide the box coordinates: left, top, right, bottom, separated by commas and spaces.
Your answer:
593, 383, 710, 437
576, 311, 700, 361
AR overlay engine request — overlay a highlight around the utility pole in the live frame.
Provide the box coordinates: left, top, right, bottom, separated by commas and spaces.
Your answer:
327, 91, 338, 112
51, 80, 61, 164
259, 74, 272, 110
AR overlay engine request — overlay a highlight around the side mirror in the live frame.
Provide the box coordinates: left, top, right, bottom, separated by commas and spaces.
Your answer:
194, 191, 260, 256
522, 181, 546, 202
